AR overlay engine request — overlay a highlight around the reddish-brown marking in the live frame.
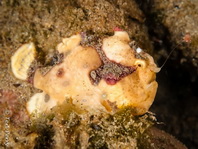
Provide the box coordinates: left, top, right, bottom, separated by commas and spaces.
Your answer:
105, 78, 117, 85
113, 27, 123, 31
103, 73, 118, 85
183, 33, 191, 43
56, 68, 65, 77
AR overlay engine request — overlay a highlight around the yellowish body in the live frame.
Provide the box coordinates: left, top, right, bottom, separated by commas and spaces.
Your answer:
33, 31, 158, 115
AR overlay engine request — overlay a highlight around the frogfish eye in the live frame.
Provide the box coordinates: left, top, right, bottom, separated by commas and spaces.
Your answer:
134, 60, 146, 68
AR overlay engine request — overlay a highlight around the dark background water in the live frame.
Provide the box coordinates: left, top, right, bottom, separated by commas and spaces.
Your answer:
151, 59, 198, 148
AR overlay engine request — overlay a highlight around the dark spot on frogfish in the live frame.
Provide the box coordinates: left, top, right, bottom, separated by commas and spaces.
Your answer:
56, 68, 65, 77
